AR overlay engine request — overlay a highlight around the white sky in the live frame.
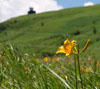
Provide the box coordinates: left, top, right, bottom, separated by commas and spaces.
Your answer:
0, 0, 63, 22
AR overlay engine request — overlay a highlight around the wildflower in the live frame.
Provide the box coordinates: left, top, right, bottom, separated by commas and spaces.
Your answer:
80, 39, 90, 54
56, 39, 77, 57
85, 68, 91, 72
52, 57, 59, 62
24, 67, 28, 72
56, 39, 90, 89
44, 57, 49, 62
96, 62, 100, 66
80, 67, 85, 73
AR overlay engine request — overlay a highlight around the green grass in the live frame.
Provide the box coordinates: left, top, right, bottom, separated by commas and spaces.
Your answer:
0, 43, 100, 89
0, 5, 100, 57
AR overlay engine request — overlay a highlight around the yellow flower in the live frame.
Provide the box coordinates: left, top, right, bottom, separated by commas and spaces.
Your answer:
52, 57, 59, 62
24, 67, 28, 72
85, 68, 91, 72
44, 57, 49, 62
96, 62, 100, 66
80, 67, 85, 73
56, 39, 77, 57
80, 39, 90, 54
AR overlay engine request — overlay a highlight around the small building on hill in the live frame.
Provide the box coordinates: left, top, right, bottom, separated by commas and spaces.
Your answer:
28, 7, 36, 14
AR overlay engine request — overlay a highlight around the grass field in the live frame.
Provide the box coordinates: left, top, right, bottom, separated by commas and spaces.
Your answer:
0, 4, 100, 89
0, 4, 100, 57
0, 43, 100, 89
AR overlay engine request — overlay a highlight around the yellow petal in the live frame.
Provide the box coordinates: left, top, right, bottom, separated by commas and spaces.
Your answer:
59, 45, 64, 50
71, 40, 77, 46
56, 46, 66, 54
64, 39, 70, 46
66, 53, 70, 57
56, 49, 66, 54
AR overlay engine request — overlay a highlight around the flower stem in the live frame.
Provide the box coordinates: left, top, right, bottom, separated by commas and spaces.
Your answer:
74, 55, 78, 89
77, 45, 83, 89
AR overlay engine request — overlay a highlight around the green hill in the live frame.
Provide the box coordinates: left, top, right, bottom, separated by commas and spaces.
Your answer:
0, 5, 100, 57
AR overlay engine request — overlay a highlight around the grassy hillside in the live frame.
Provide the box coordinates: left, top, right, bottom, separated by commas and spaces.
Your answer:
0, 5, 100, 57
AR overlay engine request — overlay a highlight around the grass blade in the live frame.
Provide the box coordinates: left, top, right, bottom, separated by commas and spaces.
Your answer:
44, 65, 71, 89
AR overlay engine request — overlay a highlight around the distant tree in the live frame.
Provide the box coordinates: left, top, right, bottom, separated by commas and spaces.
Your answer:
96, 38, 100, 41
14, 20, 17, 23
92, 20, 96, 24
28, 7, 36, 14
0, 24, 6, 32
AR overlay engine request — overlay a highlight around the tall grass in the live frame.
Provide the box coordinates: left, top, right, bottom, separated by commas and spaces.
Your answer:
0, 43, 99, 89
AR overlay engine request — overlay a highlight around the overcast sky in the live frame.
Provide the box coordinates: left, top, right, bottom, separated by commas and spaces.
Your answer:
0, 0, 100, 23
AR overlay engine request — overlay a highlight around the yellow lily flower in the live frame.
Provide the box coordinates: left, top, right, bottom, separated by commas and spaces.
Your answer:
56, 39, 77, 57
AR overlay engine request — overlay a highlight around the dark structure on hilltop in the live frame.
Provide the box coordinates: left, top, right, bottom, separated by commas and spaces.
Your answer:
28, 7, 36, 14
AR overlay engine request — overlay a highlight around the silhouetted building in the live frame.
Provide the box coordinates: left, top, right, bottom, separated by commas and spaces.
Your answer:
28, 7, 36, 14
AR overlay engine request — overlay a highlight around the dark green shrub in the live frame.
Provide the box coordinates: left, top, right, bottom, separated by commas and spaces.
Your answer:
0, 24, 6, 32
93, 26, 97, 34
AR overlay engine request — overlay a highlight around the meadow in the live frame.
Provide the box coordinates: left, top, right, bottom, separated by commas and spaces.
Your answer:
0, 4, 100, 89
0, 4, 100, 57
0, 42, 100, 89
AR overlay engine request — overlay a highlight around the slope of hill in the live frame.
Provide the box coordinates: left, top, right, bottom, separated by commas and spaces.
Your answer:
0, 5, 100, 57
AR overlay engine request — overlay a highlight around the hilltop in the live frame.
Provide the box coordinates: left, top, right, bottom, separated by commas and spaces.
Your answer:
0, 5, 100, 57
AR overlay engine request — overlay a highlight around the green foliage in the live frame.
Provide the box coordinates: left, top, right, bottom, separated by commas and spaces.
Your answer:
71, 30, 80, 36
0, 44, 99, 89
0, 24, 6, 32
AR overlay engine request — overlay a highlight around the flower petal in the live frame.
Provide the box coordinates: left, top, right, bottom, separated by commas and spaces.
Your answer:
56, 46, 66, 54
59, 45, 64, 50
64, 39, 70, 46
66, 53, 70, 57
56, 50, 66, 54
71, 40, 77, 46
